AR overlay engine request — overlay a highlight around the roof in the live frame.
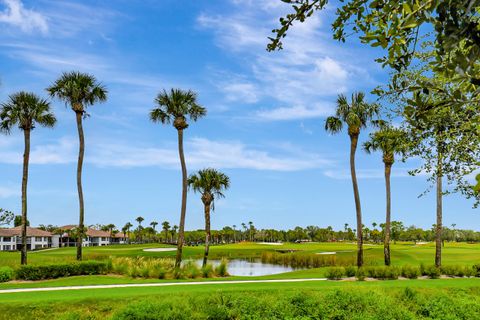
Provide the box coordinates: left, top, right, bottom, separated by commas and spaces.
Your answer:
59, 226, 128, 238
0, 227, 53, 237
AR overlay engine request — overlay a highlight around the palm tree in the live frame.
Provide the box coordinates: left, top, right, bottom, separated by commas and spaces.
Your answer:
162, 221, 170, 243
136, 216, 144, 227
150, 221, 158, 240
47, 71, 107, 261
363, 124, 407, 265
325, 92, 379, 267
188, 168, 230, 266
106, 223, 116, 239
232, 224, 237, 243
172, 225, 178, 243
0, 92, 56, 265
150, 88, 206, 267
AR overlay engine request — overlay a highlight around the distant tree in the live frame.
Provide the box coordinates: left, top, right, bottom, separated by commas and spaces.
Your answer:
162, 221, 170, 243
150, 221, 158, 231
47, 72, 107, 261
122, 222, 133, 243
136, 216, 144, 227
0, 209, 14, 226
150, 88, 206, 268
325, 92, 379, 267
188, 168, 230, 266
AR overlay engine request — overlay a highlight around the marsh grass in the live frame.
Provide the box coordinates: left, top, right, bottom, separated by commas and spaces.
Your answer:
261, 251, 355, 268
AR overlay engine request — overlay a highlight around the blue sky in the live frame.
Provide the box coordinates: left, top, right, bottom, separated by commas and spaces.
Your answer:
0, 0, 478, 231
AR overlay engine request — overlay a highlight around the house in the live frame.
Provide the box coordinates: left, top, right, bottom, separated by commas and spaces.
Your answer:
0, 227, 60, 251
58, 225, 128, 247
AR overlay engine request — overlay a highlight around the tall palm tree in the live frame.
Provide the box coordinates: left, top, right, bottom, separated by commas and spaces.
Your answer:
150, 88, 206, 267
188, 168, 230, 266
363, 124, 407, 265
0, 92, 56, 265
150, 221, 158, 231
325, 92, 379, 267
232, 224, 237, 243
47, 71, 107, 261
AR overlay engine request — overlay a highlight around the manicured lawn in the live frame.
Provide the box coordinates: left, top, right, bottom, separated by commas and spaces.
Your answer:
1, 278, 480, 319
2, 241, 480, 267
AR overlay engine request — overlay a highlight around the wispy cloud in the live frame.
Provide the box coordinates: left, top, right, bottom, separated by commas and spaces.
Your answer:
0, 0, 48, 34
0, 136, 332, 171
0, 185, 20, 198
197, 1, 378, 121
323, 168, 412, 180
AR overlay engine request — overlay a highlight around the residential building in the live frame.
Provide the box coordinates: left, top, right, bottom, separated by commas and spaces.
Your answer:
0, 227, 59, 251
58, 225, 128, 247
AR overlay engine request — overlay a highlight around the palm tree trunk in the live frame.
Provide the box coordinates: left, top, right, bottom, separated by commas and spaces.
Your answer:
203, 202, 211, 267
175, 128, 188, 268
75, 111, 85, 261
384, 161, 392, 266
349, 133, 363, 267
435, 151, 443, 267
21, 129, 31, 265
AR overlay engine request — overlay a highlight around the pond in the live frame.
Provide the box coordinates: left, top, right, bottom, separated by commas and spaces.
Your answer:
199, 259, 299, 277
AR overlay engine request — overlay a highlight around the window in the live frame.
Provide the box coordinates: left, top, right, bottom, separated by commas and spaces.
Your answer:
35, 237, 43, 242
4, 245, 11, 251
3, 237, 11, 242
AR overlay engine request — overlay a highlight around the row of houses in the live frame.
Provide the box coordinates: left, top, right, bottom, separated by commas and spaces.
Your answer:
0, 225, 128, 251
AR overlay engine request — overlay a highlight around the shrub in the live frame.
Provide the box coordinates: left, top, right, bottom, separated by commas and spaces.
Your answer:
345, 265, 356, 277
261, 251, 354, 268
0, 266, 14, 282
356, 267, 366, 281
325, 267, 345, 280
15, 261, 110, 281
422, 265, 441, 279
201, 264, 214, 278
473, 264, 480, 277
215, 259, 229, 277
401, 265, 421, 279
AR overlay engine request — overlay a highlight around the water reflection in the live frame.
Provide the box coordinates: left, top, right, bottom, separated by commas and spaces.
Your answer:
196, 259, 297, 276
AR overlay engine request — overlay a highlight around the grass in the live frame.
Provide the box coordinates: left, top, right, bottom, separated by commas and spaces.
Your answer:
2, 241, 480, 268
1, 279, 480, 319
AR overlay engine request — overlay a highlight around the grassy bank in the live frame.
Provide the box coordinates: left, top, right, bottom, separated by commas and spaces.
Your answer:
1, 279, 480, 319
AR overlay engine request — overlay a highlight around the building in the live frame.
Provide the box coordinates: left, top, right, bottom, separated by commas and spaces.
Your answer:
58, 225, 128, 247
0, 227, 59, 251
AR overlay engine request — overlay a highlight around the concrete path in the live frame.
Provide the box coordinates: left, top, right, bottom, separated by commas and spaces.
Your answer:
0, 278, 327, 294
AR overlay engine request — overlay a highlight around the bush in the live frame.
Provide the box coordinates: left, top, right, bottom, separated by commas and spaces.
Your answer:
325, 267, 345, 280
345, 265, 356, 277
422, 265, 441, 279
202, 264, 214, 278
15, 261, 110, 281
0, 266, 14, 282
356, 267, 366, 281
473, 264, 480, 277
215, 259, 229, 277
401, 265, 421, 279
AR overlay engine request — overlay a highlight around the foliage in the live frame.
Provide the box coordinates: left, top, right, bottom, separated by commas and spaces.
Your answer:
325, 267, 346, 280
401, 265, 421, 279
0, 266, 14, 282
421, 265, 441, 279
0, 209, 14, 226
188, 168, 230, 210
261, 251, 354, 268
15, 261, 111, 281
214, 259, 229, 277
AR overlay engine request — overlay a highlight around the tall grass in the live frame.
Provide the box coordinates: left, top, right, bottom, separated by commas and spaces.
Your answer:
110, 257, 227, 279
261, 251, 355, 268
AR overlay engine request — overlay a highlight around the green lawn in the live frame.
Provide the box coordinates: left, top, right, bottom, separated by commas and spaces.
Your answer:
2, 241, 480, 267
1, 279, 480, 319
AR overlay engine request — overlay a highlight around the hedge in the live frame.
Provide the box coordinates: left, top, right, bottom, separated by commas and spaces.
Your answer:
15, 260, 111, 281
0, 267, 14, 282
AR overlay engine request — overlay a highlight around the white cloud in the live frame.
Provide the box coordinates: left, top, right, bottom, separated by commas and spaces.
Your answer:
0, 0, 48, 34
197, 1, 378, 121
0, 136, 332, 171
323, 168, 412, 180
256, 103, 333, 121
221, 82, 259, 104
0, 185, 19, 198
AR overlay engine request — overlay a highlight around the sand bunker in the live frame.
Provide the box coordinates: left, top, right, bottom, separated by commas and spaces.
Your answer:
258, 242, 283, 246
316, 252, 336, 255
143, 248, 176, 252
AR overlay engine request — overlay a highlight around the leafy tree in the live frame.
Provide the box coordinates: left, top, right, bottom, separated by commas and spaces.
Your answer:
188, 168, 230, 267
363, 123, 407, 265
150, 88, 206, 267
325, 92, 379, 267
47, 72, 107, 261
0, 92, 56, 264
13, 215, 29, 227
0, 209, 14, 226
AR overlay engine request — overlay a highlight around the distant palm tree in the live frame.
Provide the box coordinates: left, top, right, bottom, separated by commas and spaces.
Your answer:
47, 71, 107, 261
232, 224, 237, 243
188, 168, 230, 266
325, 92, 379, 267
172, 225, 178, 243
0, 92, 56, 265
162, 221, 170, 243
150, 221, 158, 231
106, 224, 116, 239
364, 124, 407, 265
136, 216, 144, 227
150, 88, 206, 267
242, 223, 247, 240
248, 221, 254, 242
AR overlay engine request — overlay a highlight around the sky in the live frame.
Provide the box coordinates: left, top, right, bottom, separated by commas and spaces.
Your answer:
0, 0, 478, 231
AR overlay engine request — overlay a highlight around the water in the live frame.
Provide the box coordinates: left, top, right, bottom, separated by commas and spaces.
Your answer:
198, 259, 297, 277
